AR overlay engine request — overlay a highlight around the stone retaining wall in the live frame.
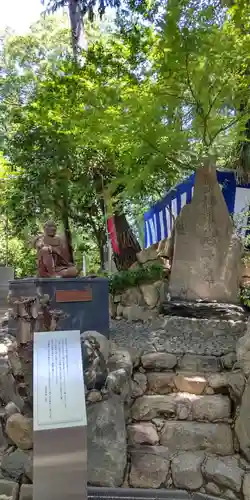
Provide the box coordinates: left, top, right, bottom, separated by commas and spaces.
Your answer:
109, 280, 169, 321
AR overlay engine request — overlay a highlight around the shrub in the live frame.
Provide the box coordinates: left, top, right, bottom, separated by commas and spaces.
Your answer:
108, 262, 165, 294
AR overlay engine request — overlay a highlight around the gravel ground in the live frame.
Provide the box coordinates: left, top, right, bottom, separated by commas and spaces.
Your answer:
109, 316, 247, 357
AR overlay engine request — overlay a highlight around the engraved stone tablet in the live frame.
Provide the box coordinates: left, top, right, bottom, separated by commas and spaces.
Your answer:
33, 330, 87, 500
169, 162, 242, 303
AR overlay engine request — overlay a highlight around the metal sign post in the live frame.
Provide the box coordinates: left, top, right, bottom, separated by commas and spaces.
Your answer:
33, 330, 87, 500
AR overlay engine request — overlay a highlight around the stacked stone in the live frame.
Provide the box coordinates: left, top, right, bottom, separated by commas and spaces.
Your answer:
109, 282, 169, 322
0, 293, 66, 500
109, 242, 170, 321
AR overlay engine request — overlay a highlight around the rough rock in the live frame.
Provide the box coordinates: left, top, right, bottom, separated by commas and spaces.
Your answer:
224, 489, 238, 500
132, 373, 147, 398
1, 450, 31, 481
19, 484, 33, 500
0, 369, 23, 411
23, 451, 32, 482
202, 455, 244, 492
139, 284, 159, 308
178, 354, 220, 372
243, 473, 250, 500
80, 330, 110, 361
221, 352, 237, 370
157, 237, 171, 258
141, 352, 177, 370
237, 327, 250, 376
235, 379, 250, 460
131, 395, 176, 421
82, 336, 108, 391
174, 373, 207, 395
4, 402, 20, 418
116, 304, 123, 318
0, 422, 5, 450
120, 288, 144, 307
107, 350, 133, 376
0, 480, 16, 497
147, 372, 175, 394
137, 245, 158, 264
205, 482, 221, 496
129, 446, 170, 488
109, 296, 117, 319
171, 451, 204, 490
207, 372, 245, 401
127, 423, 159, 445
192, 394, 231, 422
105, 368, 131, 400
7, 347, 23, 377
87, 390, 102, 403
169, 163, 242, 303
160, 421, 234, 455
122, 305, 150, 322
5, 414, 33, 450
87, 395, 126, 487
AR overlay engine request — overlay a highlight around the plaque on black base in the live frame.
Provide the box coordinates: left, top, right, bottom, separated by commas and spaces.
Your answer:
33, 330, 87, 500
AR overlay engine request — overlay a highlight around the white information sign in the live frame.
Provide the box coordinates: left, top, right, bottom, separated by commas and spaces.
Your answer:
33, 330, 87, 431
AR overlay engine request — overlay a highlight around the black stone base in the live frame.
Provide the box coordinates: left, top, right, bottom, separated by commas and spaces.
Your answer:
160, 299, 247, 321
8, 277, 109, 337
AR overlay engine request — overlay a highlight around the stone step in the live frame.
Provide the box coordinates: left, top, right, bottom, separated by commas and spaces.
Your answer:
129, 420, 234, 455
145, 370, 244, 399
130, 393, 231, 422
0, 479, 16, 497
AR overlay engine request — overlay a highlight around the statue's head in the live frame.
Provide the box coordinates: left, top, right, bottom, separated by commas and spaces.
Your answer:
44, 220, 57, 237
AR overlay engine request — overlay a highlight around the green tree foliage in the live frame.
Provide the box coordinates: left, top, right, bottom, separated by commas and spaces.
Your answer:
99, 0, 250, 197
1, 1, 250, 275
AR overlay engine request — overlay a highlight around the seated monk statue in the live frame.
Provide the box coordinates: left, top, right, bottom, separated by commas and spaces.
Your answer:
32, 221, 79, 278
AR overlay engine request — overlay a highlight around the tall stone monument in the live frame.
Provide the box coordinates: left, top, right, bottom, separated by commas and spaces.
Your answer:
169, 160, 242, 303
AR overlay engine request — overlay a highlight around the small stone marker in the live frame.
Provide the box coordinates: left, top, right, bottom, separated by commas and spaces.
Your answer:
169, 161, 242, 303
33, 330, 87, 500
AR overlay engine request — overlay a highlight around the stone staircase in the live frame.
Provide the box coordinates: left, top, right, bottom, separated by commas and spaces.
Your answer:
127, 350, 247, 497
110, 313, 249, 499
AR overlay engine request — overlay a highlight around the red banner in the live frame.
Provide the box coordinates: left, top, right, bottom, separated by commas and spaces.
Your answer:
107, 216, 120, 255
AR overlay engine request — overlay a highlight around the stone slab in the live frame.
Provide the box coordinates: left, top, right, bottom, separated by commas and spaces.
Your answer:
110, 316, 247, 357
160, 421, 234, 455
131, 394, 230, 422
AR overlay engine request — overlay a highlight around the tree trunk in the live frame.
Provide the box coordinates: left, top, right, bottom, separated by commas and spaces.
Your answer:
68, 0, 82, 61
89, 221, 107, 270
61, 191, 74, 263
112, 212, 141, 271
236, 113, 250, 182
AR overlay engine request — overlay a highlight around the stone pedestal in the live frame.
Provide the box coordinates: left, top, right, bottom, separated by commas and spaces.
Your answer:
8, 276, 109, 337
